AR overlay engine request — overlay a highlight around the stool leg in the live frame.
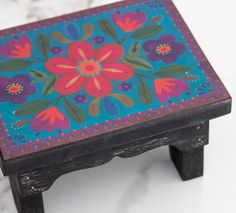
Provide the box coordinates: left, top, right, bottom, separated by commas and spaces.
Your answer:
169, 145, 204, 181
9, 175, 44, 213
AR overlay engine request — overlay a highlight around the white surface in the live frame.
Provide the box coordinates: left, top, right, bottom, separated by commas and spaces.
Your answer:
0, 0, 236, 213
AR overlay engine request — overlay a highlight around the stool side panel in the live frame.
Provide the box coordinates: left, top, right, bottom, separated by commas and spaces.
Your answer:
15, 122, 209, 197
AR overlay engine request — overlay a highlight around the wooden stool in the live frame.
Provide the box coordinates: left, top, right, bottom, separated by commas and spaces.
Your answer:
0, 0, 231, 212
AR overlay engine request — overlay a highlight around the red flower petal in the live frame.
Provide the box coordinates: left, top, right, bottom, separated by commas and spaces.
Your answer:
84, 75, 112, 97
67, 41, 95, 61
54, 73, 85, 95
101, 62, 134, 81
94, 44, 124, 64
45, 57, 78, 75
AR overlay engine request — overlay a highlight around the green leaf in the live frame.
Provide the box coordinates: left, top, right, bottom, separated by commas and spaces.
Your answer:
29, 70, 47, 82
12, 119, 29, 128
182, 75, 198, 81
110, 94, 134, 108
64, 98, 85, 123
98, 20, 119, 42
81, 23, 94, 40
88, 97, 101, 117
37, 35, 50, 59
42, 76, 56, 96
129, 42, 141, 56
124, 56, 153, 70
51, 31, 72, 43
138, 78, 152, 105
129, 25, 163, 40
0, 60, 34, 72
154, 65, 189, 77
15, 100, 52, 116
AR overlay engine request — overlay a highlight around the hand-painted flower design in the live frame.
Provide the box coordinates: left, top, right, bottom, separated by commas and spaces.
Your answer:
92, 36, 105, 44
30, 106, 70, 132
112, 10, 147, 33
154, 78, 189, 103
12, 119, 29, 130
50, 46, 64, 54
0, 75, 36, 104
73, 94, 89, 104
11, 133, 27, 145
45, 41, 134, 97
0, 36, 32, 58
118, 82, 132, 91
143, 34, 185, 63
103, 97, 119, 116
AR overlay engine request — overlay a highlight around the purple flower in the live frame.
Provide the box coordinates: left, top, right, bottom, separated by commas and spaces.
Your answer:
143, 34, 186, 64
0, 75, 36, 104
73, 94, 89, 104
118, 82, 132, 92
92, 36, 105, 44
50, 46, 64, 54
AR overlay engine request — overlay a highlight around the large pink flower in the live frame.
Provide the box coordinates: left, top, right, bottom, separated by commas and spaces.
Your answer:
0, 36, 32, 58
45, 41, 134, 97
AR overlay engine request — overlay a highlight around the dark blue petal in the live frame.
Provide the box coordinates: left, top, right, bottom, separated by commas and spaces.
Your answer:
66, 24, 79, 40
103, 97, 119, 115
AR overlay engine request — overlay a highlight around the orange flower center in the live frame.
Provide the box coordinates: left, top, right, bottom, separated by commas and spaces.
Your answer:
79, 60, 101, 76
156, 44, 172, 55
6, 83, 24, 95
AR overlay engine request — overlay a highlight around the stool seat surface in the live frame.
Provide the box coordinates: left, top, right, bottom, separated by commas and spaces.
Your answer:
0, 0, 230, 160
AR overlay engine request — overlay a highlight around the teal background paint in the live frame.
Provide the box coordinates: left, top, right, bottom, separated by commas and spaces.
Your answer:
0, 0, 213, 147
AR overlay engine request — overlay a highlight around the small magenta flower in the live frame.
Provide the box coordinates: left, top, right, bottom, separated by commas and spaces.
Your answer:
92, 36, 105, 44
30, 107, 70, 132
112, 10, 147, 33
118, 82, 132, 92
0, 36, 32, 58
50, 46, 64, 54
73, 94, 89, 104
143, 34, 186, 64
154, 78, 189, 103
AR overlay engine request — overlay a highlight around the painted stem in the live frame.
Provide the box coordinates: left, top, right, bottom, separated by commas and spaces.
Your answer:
32, 56, 46, 63
118, 34, 129, 44
135, 73, 154, 80
55, 96, 64, 106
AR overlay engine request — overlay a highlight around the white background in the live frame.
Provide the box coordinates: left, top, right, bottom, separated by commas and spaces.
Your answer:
0, 0, 235, 213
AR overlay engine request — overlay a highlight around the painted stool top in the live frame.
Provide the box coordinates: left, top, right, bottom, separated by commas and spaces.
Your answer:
0, 0, 230, 160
